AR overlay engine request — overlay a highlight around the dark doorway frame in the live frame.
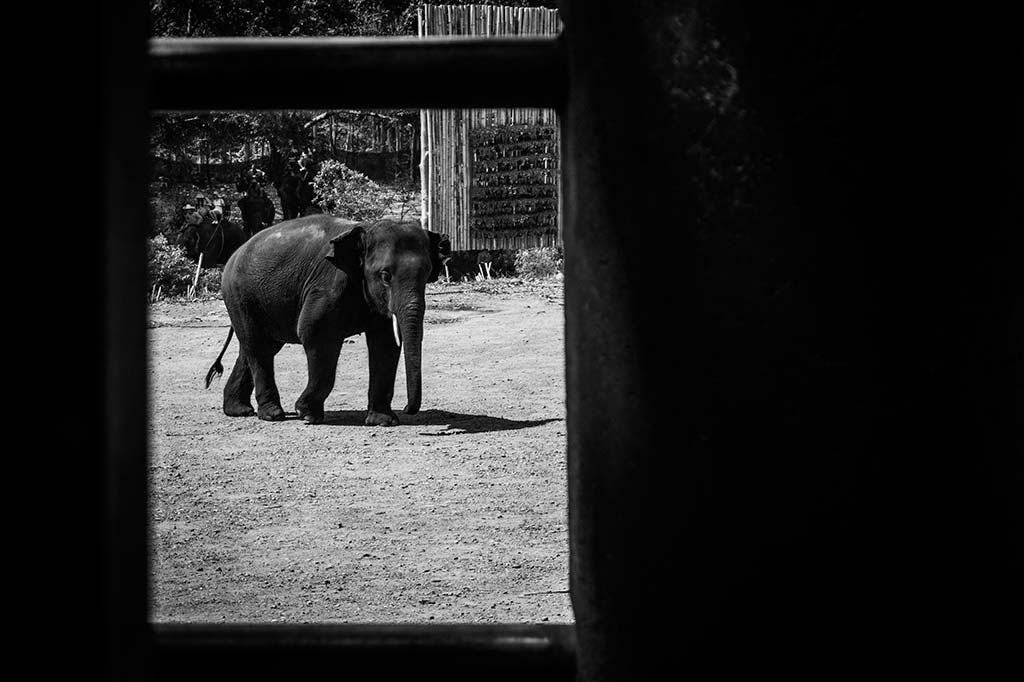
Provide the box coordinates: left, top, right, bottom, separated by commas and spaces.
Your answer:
97, 2, 1018, 680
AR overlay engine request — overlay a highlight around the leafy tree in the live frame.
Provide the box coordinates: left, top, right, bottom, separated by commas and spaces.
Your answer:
151, 0, 359, 37
312, 159, 398, 221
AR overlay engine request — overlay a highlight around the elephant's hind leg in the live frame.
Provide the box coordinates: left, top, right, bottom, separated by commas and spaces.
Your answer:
223, 351, 255, 417
248, 340, 286, 421
295, 340, 343, 425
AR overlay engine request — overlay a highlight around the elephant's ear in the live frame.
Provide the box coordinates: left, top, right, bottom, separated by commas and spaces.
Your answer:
426, 231, 452, 283
326, 225, 364, 276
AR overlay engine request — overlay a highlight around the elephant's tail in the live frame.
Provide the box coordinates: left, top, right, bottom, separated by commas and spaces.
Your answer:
205, 327, 234, 389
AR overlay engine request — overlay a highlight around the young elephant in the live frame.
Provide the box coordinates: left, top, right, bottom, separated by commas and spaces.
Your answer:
206, 216, 450, 426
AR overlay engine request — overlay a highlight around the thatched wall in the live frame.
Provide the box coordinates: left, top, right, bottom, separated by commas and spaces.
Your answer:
419, 4, 562, 251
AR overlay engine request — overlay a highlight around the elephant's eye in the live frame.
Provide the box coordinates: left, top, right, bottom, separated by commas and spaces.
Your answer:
380, 270, 392, 285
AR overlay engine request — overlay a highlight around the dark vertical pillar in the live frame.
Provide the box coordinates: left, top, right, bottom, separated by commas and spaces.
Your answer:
561, 1, 1019, 679
560, 2, 705, 679
100, 0, 151, 678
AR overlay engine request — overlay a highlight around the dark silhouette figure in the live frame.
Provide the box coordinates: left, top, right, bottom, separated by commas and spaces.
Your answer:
237, 180, 276, 238
296, 151, 319, 214
277, 163, 301, 220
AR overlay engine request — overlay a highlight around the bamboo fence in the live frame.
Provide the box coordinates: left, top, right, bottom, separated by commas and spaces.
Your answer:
419, 4, 563, 251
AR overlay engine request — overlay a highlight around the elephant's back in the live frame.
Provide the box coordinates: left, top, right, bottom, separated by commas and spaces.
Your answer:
220, 216, 359, 342
220, 220, 247, 250
222, 215, 360, 276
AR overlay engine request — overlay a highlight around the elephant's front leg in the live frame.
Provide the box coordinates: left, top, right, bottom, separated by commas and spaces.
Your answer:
295, 340, 343, 425
364, 322, 401, 426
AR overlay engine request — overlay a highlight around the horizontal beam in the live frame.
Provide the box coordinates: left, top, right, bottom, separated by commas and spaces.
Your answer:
150, 623, 576, 681
150, 36, 566, 111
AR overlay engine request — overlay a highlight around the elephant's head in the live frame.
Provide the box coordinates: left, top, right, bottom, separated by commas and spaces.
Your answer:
328, 220, 450, 415
176, 211, 204, 260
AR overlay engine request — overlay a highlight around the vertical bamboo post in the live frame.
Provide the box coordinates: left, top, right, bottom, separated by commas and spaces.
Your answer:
190, 251, 204, 299
417, 4, 563, 251
418, 5, 428, 230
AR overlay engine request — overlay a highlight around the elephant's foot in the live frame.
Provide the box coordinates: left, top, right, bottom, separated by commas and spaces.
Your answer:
257, 403, 286, 421
365, 409, 399, 427
224, 401, 255, 417
296, 403, 325, 425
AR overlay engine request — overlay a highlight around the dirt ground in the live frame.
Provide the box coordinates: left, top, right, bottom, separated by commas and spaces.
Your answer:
147, 277, 571, 624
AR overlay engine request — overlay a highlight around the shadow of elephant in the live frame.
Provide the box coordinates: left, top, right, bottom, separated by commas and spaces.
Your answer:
306, 408, 563, 433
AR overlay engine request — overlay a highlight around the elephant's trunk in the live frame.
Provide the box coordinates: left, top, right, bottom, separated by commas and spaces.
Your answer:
395, 303, 424, 415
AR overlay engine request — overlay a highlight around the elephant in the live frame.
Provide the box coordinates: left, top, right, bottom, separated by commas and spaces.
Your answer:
237, 184, 277, 238
176, 210, 248, 266
205, 216, 451, 426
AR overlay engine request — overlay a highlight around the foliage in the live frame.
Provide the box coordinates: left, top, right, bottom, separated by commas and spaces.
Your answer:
513, 247, 563, 280
149, 182, 186, 238
312, 160, 398, 221
151, 111, 314, 182
147, 234, 222, 299
148, 234, 196, 296
491, 250, 517, 277
196, 267, 222, 296
152, 0, 360, 38
150, 1, 556, 38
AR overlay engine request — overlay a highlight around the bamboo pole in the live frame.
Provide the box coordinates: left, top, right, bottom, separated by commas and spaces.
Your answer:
190, 251, 204, 299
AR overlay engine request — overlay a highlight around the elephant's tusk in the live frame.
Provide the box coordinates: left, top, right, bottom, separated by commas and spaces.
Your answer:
392, 314, 402, 348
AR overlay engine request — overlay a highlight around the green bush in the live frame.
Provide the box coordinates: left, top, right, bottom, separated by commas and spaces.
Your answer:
149, 183, 183, 238
514, 247, 563, 280
148, 235, 195, 296
311, 160, 398, 221
491, 250, 517, 277
196, 267, 222, 296
147, 234, 222, 299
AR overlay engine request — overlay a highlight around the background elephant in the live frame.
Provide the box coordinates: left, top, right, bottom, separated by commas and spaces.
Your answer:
237, 182, 277, 238
206, 216, 451, 426
176, 211, 248, 266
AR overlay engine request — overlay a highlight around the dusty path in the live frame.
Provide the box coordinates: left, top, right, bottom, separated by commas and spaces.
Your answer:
148, 279, 571, 624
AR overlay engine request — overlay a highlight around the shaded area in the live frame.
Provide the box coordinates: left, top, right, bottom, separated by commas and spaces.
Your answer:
316, 408, 562, 433
151, 623, 576, 682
